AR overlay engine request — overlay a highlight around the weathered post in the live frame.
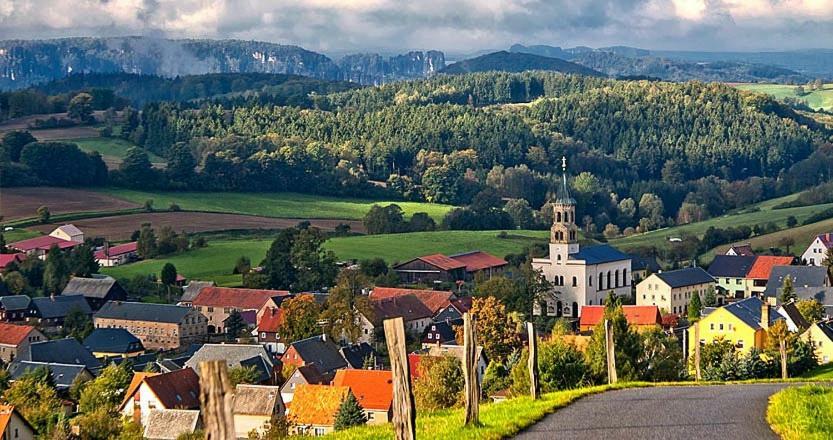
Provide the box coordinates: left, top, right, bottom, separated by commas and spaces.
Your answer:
463, 312, 480, 426
694, 322, 702, 381
780, 339, 788, 380
604, 319, 617, 384
199, 361, 236, 440
526, 321, 539, 399
384, 317, 416, 440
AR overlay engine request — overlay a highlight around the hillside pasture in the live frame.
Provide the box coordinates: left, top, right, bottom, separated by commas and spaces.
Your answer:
67, 137, 164, 169
1, 187, 139, 222
734, 83, 833, 111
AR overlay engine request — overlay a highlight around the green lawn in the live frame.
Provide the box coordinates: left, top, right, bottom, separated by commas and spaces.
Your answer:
100, 188, 454, 221
735, 83, 833, 111
801, 363, 833, 380
66, 137, 164, 163
767, 385, 833, 440
1, 228, 42, 242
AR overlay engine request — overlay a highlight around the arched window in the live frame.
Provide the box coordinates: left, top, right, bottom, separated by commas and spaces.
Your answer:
623, 268, 628, 285
557, 254, 561, 262
557, 212, 561, 222
615, 270, 620, 287
560, 276, 565, 286
572, 276, 577, 287
589, 276, 593, 287
607, 271, 612, 289
598, 273, 603, 290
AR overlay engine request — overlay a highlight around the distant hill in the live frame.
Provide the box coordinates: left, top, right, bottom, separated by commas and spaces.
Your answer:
440, 51, 603, 76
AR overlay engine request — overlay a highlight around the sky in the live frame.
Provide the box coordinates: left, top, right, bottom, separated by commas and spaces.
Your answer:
0, 0, 832, 54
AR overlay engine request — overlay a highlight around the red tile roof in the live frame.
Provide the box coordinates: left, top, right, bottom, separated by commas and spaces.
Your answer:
449, 251, 508, 272
257, 308, 284, 333
120, 372, 159, 408
370, 287, 455, 314
288, 384, 349, 426
144, 368, 201, 409
417, 254, 466, 271
747, 256, 795, 280
579, 306, 662, 328
192, 287, 289, 309
332, 370, 393, 412
94, 242, 138, 259
9, 235, 79, 252
0, 405, 32, 436
0, 322, 37, 346
0, 253, 25, 269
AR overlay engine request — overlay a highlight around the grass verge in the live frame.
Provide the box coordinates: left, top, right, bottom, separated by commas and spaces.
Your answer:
767, 385, 833, 440
801, 363, 833, 380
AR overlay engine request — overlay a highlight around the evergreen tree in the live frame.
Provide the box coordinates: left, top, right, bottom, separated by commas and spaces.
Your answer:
70, 245, 99, 277
703, 287, 717, 307
0, 232, 7, 254
43, 246, 69, 295
160, 263, 178, 286
119, 147, 155, 188
225, 310, 246, 340
780, 275, 796, 303
334, 391, 367, 431
688, 293, 702, 322
585, 296, 643, 382
166, 142, 197, 184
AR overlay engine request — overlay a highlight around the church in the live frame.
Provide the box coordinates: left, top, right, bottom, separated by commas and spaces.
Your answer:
531, 159, 632, 318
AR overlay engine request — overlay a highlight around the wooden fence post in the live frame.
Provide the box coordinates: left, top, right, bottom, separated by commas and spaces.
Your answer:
780, 339, 788, 380
604, 319, 617, 384
463, 312, 480, 426
384, 317, 416, 440
526, 321, 539, 400
199, 361, 236, 440
694, 322, 702, 381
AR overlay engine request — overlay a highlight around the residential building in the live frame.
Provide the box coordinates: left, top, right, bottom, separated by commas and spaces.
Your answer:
707, 255, 757, 299
191, 286, 287, 334
94, 301, 207, 351
421, 320, 459, 347
0, 323, 46, 363
0, 295, 31, 322
629, 254, 660, 284
745, 256, 795, 298
635, 267, 716, 315
369, 287, 464, 320
777, 301, 810, 332
801, 233, 833, 266
143, 409, 201, 440
22, 338, 103, 372
332, 370, 393, 424
7, 361, 94, 392
49, 224, 84, 243
687, 297, 782, 357
282, 335, 347, 379
94, 242, 138, 267
393, 254, 467, 284
280, 365, 327, 404
184, 344, 278, 384
256, 307, 284, 354
0, 254, 25, 272
579, 305, 663, 333
339, 342, 380, 369
531, 161, 631, 318
119, 368, 201, 426
232, 384, 285, 439
447, 251, 508, 281
726, 244, 755, 257
61, 275, 128, 310
8, 234, 80, 259
288, 384, 349, 436
763, 265, 831, 302
359, 295, 434, 343
801, 319, 833, 364
83, 328, 145, 358
0, 405, 36, 440
178, 281, 215, 306
28, 295, 92, 333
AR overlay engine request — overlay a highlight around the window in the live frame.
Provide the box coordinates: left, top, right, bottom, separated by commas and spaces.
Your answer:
719, 324, 723, 330
736, 340, 744, 349
710, 324, 714, 330
428, 333, 433, 339
572, 276, 577, 287
260, 332, 266, 338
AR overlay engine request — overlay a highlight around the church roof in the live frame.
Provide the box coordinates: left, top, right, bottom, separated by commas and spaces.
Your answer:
570, 245, 630, 265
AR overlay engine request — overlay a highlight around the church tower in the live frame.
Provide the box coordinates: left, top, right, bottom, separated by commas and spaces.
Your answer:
550, 157, 579, 264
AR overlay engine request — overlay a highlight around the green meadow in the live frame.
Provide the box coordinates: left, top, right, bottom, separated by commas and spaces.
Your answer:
67, 137, 164, 163
735, 83, 833, 111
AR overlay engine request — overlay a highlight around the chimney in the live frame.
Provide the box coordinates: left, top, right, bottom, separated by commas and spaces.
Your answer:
761, 300, 770, 330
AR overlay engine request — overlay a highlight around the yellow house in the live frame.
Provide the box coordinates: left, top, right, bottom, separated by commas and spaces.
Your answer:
801, 320, 833, 364
688, 297, 780, 357
636, 267, 715, 315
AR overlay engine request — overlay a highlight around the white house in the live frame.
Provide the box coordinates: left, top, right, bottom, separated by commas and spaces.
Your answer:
119, 369, 200, 427
531, 160, 632, 318
49, 224, 84, 243
802, 233, 833, 266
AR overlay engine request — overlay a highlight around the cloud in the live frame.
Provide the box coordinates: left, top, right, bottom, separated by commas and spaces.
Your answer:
0, 0, 830, 52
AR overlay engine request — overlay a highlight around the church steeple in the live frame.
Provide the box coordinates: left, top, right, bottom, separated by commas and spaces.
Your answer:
550, 157, 579, 260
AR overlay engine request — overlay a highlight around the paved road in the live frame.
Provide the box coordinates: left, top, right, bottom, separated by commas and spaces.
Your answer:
516, 384, 789, 440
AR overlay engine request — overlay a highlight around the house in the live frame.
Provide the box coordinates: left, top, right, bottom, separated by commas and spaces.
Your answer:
0, 253, 25, 272
745, 256, 796, 298
83, 328, 145, 358
256, 307, 284, 354
726, 244, 755, 257
777, 301, 810, 332
282, 335, 347, 379
629, 254, 660, 284
8, 234, 80, 259
448, 251, 508, 280
178, 280, 215, 306
802, 233, 833, 266
369, 287, 463, 321
763, 265, 831, 302
687, 297, 782, 357
359, 295, 434, 343
421, 320, 460, 347
119, 368, 201, 426
579, 305, 663, 333
635, 267, 716, 315
184, 344, 278, 384
232, 384, 285, 439
28, 295, 92, 333
94, 301, 207, 351
7, 361, 94, 392
801, 319, 833, 364
94, 242, 138, 267
426, 344, 488, 381
332, 370, 393, 424
339, 342, 380, 369
61, 275, 128, 310
143, 409, 201, 440
280, 365, 327, 404
49, 224, 84, 243
23, 338, 103, 372
191, 286, 288, 334
288, 384, 349, 436
393, 254, 467, 285
0, 405, 36, 440
0, 295, 31, 322
0, 323, 46, 363
707, 255, 757, 299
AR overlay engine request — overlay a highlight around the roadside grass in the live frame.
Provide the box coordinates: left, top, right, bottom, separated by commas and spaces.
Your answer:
99, 188, 454, 221
66, 137, 164, 163
801, 363, 833, 380
767, 385, 833, 440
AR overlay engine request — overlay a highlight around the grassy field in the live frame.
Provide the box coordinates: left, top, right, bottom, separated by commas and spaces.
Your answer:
711, 216, 833, 257
735, 83, 833, 111
67, 137, 164, 163
610, 192, 833, 251
2, 228, 42, 242
801, 363, 833, 380
766, 385, 833, 440
100, 189, 455, 221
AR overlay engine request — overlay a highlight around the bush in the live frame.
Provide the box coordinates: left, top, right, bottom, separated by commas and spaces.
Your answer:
413, 355, 464, 410
538, 339, 588, 391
